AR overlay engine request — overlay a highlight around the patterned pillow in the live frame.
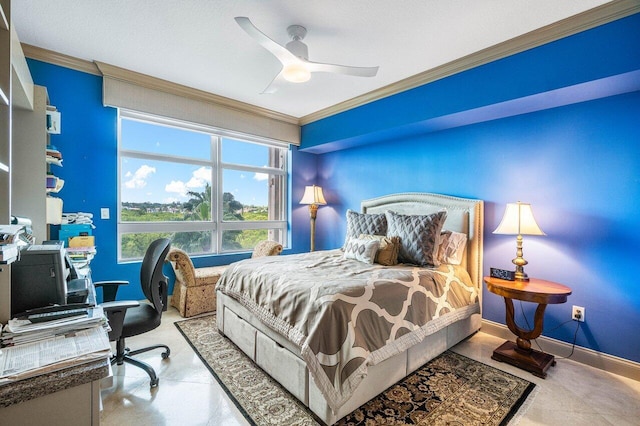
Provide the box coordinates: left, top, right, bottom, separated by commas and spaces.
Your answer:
359, 234, 400, 266
343, 209, 387, 248
343, 237, 380, 264
437, 230, 467, 265
385, 210, 447, 266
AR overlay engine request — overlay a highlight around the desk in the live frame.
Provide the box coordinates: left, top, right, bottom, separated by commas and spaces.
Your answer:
485, 276, 572, 378
0, 271, 110, 425
0, 359, 109, 425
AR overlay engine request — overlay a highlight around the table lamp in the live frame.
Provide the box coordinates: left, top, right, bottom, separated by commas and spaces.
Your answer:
299, 185, 326, 252
493, 201, 545, 281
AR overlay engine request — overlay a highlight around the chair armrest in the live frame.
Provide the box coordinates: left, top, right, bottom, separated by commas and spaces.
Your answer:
101, 300, 139, 311
101, 300, 139, 341
94, 280, 129, 303
93, 280, 129, 287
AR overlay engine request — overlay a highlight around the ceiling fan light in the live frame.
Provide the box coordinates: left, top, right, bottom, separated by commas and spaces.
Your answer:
282, 64, 311, 83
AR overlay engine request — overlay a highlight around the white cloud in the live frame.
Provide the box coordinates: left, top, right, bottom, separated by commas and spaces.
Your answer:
165, 180, 188, 196
163, 167, 212, 199
253, 172, 268, 181
124, 165, 156, 189
186, 167, 211, 188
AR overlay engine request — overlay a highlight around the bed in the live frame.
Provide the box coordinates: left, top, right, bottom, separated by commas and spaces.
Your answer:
216, 192, 484, 425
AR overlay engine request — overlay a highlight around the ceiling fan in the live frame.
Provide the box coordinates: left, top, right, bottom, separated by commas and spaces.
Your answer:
235, 17, 379, 94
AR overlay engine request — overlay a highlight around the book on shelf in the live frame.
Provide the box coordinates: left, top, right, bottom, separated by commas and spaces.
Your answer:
45, 149, 61, 159
46, 155, 63, 167
46, 175, 65, 193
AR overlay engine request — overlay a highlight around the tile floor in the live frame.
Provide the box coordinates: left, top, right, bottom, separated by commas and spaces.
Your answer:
100, 307, 640, 426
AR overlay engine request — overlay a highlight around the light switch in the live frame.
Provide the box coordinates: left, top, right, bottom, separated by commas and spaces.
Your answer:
100, 208, 110, 220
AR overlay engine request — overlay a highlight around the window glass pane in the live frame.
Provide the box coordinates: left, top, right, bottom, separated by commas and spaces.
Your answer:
222, 169, 272, 221
121, 232, 173, 260
121, 118, 211, 160
120, 231, 213, 260
121, 156, 212, 221
168, 231, 214, 254
221, 229, 282, 252
222, 138, 270, 167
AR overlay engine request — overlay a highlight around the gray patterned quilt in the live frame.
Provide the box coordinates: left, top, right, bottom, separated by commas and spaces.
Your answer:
216, 249, 479, 411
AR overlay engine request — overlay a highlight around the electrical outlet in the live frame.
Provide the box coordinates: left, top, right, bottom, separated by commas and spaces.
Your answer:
572, 305, 585, 322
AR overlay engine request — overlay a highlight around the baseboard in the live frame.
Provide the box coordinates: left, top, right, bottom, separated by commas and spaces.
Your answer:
481, 319, 640, 382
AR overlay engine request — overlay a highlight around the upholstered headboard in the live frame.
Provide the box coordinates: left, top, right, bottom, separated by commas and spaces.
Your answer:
361, 193, 484, 302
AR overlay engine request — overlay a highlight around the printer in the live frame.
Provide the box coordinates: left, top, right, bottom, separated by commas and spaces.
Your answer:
10, 241, 89, 317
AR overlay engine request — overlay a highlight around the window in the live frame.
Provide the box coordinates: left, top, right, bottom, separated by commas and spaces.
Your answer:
118, 110, 288, 260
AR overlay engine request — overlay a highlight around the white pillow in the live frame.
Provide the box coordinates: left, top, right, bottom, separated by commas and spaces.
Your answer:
343, 237, 380, 264
437, 230, 467, 265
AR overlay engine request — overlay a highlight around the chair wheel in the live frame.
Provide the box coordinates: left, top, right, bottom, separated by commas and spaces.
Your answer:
161, 350, 170, 359
150, 378, 159, 387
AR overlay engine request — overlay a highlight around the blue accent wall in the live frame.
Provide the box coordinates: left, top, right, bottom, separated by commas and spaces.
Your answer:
26, 60, 314, 302
303, 14, 640, 363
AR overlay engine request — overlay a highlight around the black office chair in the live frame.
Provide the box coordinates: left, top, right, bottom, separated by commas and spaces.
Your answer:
95, 238, 172, 387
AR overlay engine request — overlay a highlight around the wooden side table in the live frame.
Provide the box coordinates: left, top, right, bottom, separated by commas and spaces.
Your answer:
484, 276, 572, 378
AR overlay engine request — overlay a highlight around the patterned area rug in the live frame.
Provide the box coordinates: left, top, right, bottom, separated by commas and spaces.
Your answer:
175, 314, 535, 426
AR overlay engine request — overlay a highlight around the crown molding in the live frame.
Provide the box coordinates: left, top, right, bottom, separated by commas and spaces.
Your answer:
21, 43, 100, 76
299, 0, 640, 126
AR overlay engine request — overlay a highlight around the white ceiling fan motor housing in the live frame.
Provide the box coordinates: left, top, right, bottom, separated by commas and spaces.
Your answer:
286, 25, 309, 60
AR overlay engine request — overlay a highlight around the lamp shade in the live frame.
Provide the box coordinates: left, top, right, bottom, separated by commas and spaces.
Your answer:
493, 202, 545, 236
299, 185, 327, 205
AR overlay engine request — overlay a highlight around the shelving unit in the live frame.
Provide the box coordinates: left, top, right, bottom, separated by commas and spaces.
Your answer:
0, 0, 14, 327
1, 0, 39, 323
12, 85, 49, 243
45, 106, 64, 197
0, 0, 10, 210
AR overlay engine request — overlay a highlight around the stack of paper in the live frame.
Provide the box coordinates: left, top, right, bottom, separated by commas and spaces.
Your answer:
0, 307, 111, 382
1, 307, 108, 347
0, 327, 110, 383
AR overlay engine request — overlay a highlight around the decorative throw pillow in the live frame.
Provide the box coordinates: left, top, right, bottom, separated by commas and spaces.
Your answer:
343, 209, 387, 248
359, 234, 400, 266
437, 230, 467, 265
343, 237, 380, 264
385, 210, 447, 266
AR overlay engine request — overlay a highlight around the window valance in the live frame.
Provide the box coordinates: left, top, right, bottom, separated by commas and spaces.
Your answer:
96, 61, 300, 146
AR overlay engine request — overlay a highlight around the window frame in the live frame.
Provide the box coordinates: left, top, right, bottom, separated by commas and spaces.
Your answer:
117, 109, 289, 261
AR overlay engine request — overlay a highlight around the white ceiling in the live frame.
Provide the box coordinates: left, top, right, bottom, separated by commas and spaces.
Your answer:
12, 0, 611, 119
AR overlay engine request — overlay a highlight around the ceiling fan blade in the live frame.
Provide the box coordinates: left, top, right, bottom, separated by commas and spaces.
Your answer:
306, 60, 379, 77
261, 71, 288, 94
235, 17, 298, 65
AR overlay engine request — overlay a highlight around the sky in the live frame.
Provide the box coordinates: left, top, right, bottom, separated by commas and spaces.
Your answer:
119, 118, 273, 206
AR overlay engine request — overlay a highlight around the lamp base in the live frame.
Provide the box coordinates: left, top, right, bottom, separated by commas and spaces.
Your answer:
515, 271, 530, 282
